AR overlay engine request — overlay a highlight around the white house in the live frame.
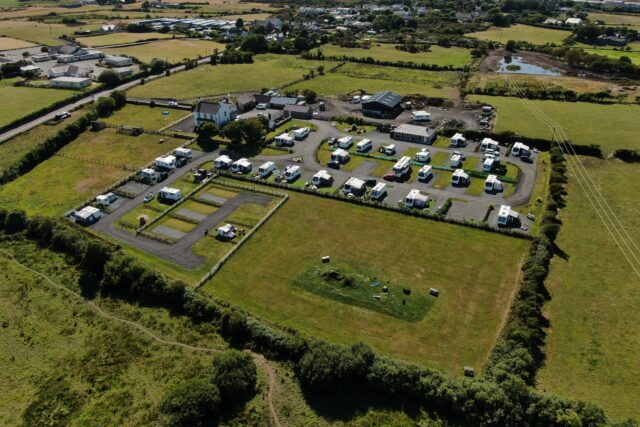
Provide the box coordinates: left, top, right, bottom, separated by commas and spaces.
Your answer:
451, 133, 467, 147
155, 155, 177, 170
293, 127, 310, 140
392, 156, 412, 178
284, 165, 301, 182
217, 223, 236, 240
497, 205, 519, 226
337, 136, 353, 149
511, 142, 531, 157
258, 161, 276, 178
342, 177, 366, 195
480, 137, 500, 152
371, 182, 387, 200
418, 165, 433, 181
214, 155, 233, 169
404, 189, 430, 208
485, 175, 503, 192
159, 187, 182, 202
49, 76, 91, 89
193, 100, 236, 128
275, 132, 294, 147
411, 110, 431, 122
231, 158, 252, 173
331, 148, 350, 163
312, 170, 333, 187
451, 169, 470, 186
74, 206, 102, 225
414, 148, 430, 163
174, 148, 193, 159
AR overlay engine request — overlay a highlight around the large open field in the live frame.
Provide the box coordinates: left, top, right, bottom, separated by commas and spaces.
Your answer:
76, 31, 180, 47
0, 128, 184, 216
0, 19, 98, 45
102, 38, 225, 64
201, 188, 528, 373
574, 42, 640, 65
468, 24, 571, 45
103, 104, 190, 131
468, 95, 640, 154
0, 35, 35, 50
129, 54, 334, 100
537, 158, 640, 422
289, 62, 459, 98
588, 12, 640, 27
0, 79, 80, 129
315, 43, 472, 68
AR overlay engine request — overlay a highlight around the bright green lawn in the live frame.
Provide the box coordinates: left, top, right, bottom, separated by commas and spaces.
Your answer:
103, 104, 190, 131
538, 158, 640, 422
289, 62, 459, 98
574, 42, 640, 65
468, 24, 571, 45
468, 95, 640, 154
316, 43, 472, 67
129, 54, 333, 100
201, 188, 527, 373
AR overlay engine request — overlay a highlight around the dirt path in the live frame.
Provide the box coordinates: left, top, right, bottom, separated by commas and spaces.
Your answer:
0, 249, 282, 427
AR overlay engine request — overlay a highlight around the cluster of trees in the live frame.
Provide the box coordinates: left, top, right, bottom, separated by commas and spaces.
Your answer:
216, 50, 254, 64
126, 22, 153, 33
161, 350, 256, 426
0, 60, 28, 79
300, 52, 465, 71
0, 209, 610, 426
573, 24, 638, 44
220, 118, 265, 147
613, 148, 640, 163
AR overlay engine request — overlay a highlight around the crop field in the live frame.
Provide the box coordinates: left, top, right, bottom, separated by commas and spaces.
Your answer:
468, 24, 571, 45
315, 43, 472, 68
201, 187, 528, 372
0, 129, 184, 216
468, 95, 640, 154
103, 104, 190, 131
0, 19, 98, 45
129, 54, 334, 100
289, 62, 459, 98
537, 158, 640, 422
76, 31, 180, 47
102, 38, 225, 64
0, 35, 35, 50
0, 79, 81, 129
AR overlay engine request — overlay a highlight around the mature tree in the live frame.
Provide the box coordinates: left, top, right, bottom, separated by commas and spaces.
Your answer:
95, 96, 116, 118
150, 58, 167, 74
240, 34, 268, 54
302, 89, 317, 104
161, 377, 221, 427
212, 350, 257, 402
110, 91, 127, 109
222, 120, 245, 144
505, 40, 517, 52
235, 18, 244, 30
197, 122, 218, 139
240, 118, 265, 146
98, 69, 121, 86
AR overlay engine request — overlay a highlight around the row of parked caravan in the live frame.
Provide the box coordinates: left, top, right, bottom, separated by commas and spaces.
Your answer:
274, 127, 311, 147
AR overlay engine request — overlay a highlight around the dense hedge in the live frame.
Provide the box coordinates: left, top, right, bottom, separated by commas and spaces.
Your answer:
301, 51, 466, 71
614, 148, 640, 163
0, 210, 609, 426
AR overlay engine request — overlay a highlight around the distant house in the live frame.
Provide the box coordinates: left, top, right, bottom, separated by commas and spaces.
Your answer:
284, 104, 313, 119
361, 91, 403, 118
270, 96, 298, 109
544, 18, 563, 26
49, 76, 91, 89
391, 124, 436, 144
565, 17, 583, 26
193, 100, 236, 128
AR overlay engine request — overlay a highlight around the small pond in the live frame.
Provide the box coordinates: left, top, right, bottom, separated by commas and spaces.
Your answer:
497, 55, 562, 76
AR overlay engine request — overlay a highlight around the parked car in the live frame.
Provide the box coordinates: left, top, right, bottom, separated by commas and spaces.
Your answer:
144, 193, 154, 203
156, 171, 168, 182
383, 173, 395, 182
256, 103, 268, 110
176, 157, 188, 167
365, 178, 377, 187
168, 101, 178, 107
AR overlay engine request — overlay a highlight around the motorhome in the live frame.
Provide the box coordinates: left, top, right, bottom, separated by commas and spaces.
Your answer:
511, 142, 531, 157
258, 161, 276, 178
231, 158, 252, 174
351, 95, 361, 104
159, 187, 182, 202
418, 165, 433, 181
450, 153, 463, 168
275, 132, 295, 147
485, 175, 503, 192
95, 192, 117, 206
337, 136, 354, 149
497, 205, 519, 226
370, 182, 387, 201
74, 206, 102, 225
414, 148, 430, 163
331, 148, 350, 164
139, 168, 157, 181
405, 189, 430, 208
411, 110, 431, 122
173, 148, 193, 159
214, 155, 233, 169
284, 165, 301, 182
450, 133, 467, 147
483, 156, 497, 172
392, 156, 412, 178
451, 169, 470, 186
480, 137, 500, 152
217, 223, 236, 240
342, 177, 366, 195
293, 127, 311, 140
312, 170, 333, 187
356, 139, 372, 152
155, 155, 177, 170
379, 144, 396, 155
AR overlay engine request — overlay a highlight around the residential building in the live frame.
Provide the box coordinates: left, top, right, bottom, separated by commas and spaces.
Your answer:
193, 100, 236, 128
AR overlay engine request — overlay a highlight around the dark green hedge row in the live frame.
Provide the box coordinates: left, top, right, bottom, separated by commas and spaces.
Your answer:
614, 149, 640, 163
0, 209, 608, 427
300, 52, 466, 71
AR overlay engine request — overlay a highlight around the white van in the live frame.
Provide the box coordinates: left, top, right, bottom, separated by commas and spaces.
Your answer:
379, 144, 396, 156
480, 137, 500, 152
414, 148, 430, 163
173, 147, 193, 159
293, 127, 310, 140
155, 155, 177, 170
351, 95, 361, 104
356, 139, 372, 152
418, 165, 433, 181
411, 111, 431, 122
258, 161, 276, 178
159, 187, 182, 202
284, 165, 301, 182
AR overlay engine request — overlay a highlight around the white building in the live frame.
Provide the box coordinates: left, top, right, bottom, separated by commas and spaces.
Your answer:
49, 76, 91, 89
404, 189, 430, 208
231, 158, 252, 173
312, 170, 333, 187
342, 177, 366, 195
451, 169, 470, 186
159, 187, 182, 201
214, 155, 233, 169
497, 205, 519, 226
485, 175, 503, 192
193, 100, 236, 128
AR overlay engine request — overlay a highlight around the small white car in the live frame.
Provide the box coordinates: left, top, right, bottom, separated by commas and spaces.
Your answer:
256, 103, 268, 110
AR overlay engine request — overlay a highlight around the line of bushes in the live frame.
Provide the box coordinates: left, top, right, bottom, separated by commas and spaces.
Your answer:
485, 146, 567, 386
468, 85, 626, 105
613, 148, 640, 163
0, 210, 609, 426
300, 51, 466, 71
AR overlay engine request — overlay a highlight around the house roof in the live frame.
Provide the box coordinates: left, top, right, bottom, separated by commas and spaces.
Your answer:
284, 104, 312, 113
362, 91, 402, 108
393, 124, 435, 137
270, 96, 297, 106
236, 94, 255, 105
195, 101, 222, 115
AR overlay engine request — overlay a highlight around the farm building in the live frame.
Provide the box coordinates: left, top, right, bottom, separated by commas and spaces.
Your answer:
361, 91, 403, 118
284, 104, 313, 119
391, 124, 437, 144
331, 148, 350, 163
255, 94, 297, 109
104, 55, 133, 67
405, 189, 429, 208
451, 169, 470, 186
497, 205, 519, 226
74, 206, 102, 225
343, 177, 366, 196
49, 76, 91, 89
214, 155, 233, 169
235, 94, 256, 112
193, 100, 236, 128
312, 170, 333, 187
485, 175, 503, 192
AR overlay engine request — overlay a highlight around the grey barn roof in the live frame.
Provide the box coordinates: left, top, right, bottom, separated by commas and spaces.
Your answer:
195, 101, 221, 115
362, 91, 402, 108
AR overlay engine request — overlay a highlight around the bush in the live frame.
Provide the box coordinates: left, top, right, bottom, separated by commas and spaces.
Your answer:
211, 350, 257, 402
162, 377, 221, 427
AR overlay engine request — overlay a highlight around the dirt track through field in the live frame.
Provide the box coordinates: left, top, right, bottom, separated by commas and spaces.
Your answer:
0, 249, 282, 427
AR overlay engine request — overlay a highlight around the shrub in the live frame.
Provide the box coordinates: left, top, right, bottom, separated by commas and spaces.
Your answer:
211, 350, 257, 402
161, 377, 221, 427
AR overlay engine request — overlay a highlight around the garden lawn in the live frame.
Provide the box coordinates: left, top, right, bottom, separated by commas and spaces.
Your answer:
316, 43, 472, 68
0, 79, 80, 128
129, 54, 333, 100
538, 158, 640, 422
103, 104, 189, 131
201, 188, 528, 373
468, 24, 571, 45
0, 36, 35, 50
0, 129, 184, 216
103, 39, 225, 64
289, 62, 459, 98
76, 32, 179, 47
468, 95, 640, 154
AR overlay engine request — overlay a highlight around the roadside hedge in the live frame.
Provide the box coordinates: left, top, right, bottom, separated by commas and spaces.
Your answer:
614, 148, 640, 163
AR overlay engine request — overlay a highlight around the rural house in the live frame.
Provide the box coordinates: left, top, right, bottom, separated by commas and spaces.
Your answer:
193, 100, 237, 128
284, 104, 313, 119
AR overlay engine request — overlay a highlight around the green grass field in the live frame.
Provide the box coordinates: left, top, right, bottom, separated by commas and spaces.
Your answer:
0, 129, 184, 216
588, 12, 640, 27
129, 54, 333, 100
468, 95, 640, 154
103, 104, 190, 131
76, 31, 179, 47
201, 187, 527, 373
316, 43, 472, 67
468, 24, 571, 45
0, 35, 35, 50
0, 19, 99, 45
289, 62, 459, 98
573, 42, 640, 65
537, 158, 640, 422
0, 79, 80, 128
102, 39, 225, 64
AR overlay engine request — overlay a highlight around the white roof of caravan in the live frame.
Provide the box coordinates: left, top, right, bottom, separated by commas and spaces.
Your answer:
419, 164, 433, 173
393, 156, 411, 169
452, 132, 465, 140
372, 182, 386, 192
233, 158, 251, 167
259, 161, 275, 170
499, 205, 518, 218
486, 174, 500, 184
407, 188, 429, 201
293, 127, 310, 134
513, 141, 530, 150
215, 154, 232, 163
142, 168, 156, 175
356, 139, 371, 146
481, 137, 499, 145
337, 136, 353, 142
412, 110, 429, 116
276, 132, 293, 139
451, 154, 462, 161
218, 223, 234, 233
332, 148, 349, 157
285, 165, 300, 173
453, 169, 469, 179
313, 169, 332, 180
160, 187, 181, 195
345, 176, 365, 189
76, 206, 100, 219
174, 147, 192, 154
159, 155, 176, 162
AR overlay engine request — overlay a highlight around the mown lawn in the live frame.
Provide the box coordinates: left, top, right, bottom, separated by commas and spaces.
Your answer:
76, 31, 179, 47
0, 19, 99, 45
587, 12, 640, 27
315, 43, 472, 67
129, 54, 333, 99
103, 104, 190, 131
201, 188, 527, 373
574, 42, 640, 65
289, 62, 459, 98
468, 24, 571, 45
468, 95, 640, 154
0, 129, 184, 215
537, 158, 640, 422
103, 38, 225, 64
